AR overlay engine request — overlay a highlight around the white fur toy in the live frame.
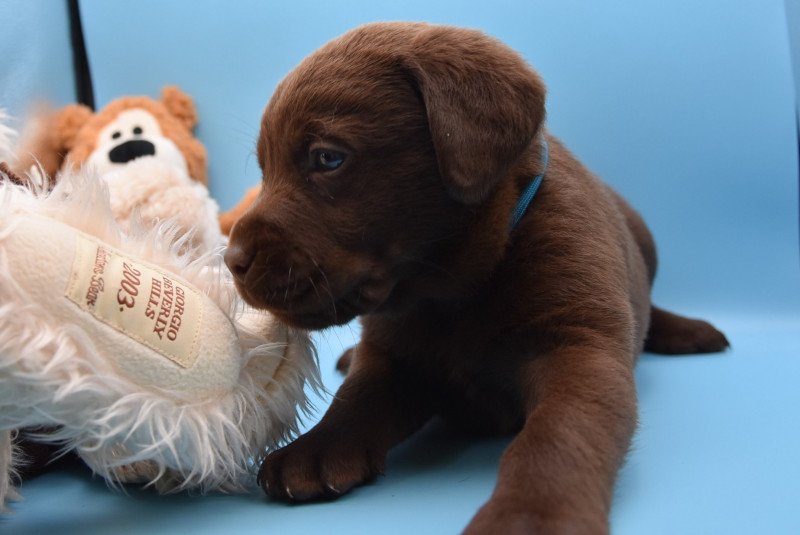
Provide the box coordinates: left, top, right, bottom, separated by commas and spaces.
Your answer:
0, 160, 318, 511
103, 156, 222, 253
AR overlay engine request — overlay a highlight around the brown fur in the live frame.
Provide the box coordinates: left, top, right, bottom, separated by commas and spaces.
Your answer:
226, 23, 728, 533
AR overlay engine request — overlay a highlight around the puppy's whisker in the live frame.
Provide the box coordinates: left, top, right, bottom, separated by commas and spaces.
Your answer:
284, 264, 293, 303
250, 268, 270, 289
309, 277, 323, 301
399, 255, 458, 281
249, 256, 280, 300
312, 259, 338, 318
250, 257, 274, 289
321, 286, 337, 318
415, 231, 461, 248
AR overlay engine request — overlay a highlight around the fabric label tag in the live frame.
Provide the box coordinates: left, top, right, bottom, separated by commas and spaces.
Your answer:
65, 233, 203, 369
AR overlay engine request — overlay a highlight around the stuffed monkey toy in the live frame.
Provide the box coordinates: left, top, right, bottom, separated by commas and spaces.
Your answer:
15, 86, 221, 250
17, 86, 207, 183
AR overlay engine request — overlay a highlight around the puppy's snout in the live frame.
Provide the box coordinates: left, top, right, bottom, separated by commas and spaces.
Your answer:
224, 244, 255, 283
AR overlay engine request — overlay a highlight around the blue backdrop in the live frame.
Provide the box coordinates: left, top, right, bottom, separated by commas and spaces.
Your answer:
0, 1, 76, 121
1, 1, 798, 534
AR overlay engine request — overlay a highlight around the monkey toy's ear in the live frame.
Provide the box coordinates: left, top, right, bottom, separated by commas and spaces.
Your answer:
15, 104, 94, 180
161, 85, 199, 131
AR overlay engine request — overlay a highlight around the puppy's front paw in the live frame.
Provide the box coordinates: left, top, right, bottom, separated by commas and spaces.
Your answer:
258, 429, 385, 502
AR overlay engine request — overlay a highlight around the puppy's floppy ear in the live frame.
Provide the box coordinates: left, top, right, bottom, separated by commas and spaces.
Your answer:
404, 26, 546, 204
161, 86, 199, 130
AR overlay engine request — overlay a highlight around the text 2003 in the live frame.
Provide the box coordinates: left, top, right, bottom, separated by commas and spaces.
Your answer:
117, 262, 142, 309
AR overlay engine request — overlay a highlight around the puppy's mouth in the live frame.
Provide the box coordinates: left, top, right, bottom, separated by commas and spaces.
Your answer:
235, 271, 396, 330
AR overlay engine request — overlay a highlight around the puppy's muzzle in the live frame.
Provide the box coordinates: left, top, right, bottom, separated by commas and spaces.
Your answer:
224, 235, 318, 309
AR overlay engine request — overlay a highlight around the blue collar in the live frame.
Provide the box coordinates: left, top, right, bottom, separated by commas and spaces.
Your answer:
509, 136, 549, 230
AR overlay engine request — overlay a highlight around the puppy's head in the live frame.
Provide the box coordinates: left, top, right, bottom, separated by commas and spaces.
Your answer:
227, 23, 545, 329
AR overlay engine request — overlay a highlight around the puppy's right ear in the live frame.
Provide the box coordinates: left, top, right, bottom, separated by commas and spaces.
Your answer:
15, 104, 93, 178
404, 25, 546, 204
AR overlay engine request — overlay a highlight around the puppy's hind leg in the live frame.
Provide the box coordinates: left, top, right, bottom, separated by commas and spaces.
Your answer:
644, 305, 729, 354
610, 193, 729, 355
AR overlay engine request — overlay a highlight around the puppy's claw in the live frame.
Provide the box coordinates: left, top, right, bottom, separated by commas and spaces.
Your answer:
258, 429, 386, 504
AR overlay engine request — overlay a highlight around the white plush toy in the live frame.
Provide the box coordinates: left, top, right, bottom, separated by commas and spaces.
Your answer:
0, 117, 318, 511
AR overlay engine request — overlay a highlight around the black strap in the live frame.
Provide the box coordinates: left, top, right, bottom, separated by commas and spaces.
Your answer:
67, 0, 94, 110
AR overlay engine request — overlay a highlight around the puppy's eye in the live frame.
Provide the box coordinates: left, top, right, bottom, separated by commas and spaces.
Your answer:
311, 149, 345, 172
132, 126, 143, 135
111, 131, 121, 140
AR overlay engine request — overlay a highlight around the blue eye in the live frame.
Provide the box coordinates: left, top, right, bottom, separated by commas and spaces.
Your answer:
312, 149, 345, 171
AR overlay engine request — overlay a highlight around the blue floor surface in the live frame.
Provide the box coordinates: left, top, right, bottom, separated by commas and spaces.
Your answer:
4, 312, 799, 535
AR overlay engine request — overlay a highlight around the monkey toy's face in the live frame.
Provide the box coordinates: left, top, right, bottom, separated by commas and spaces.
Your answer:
86, 108, 188, 176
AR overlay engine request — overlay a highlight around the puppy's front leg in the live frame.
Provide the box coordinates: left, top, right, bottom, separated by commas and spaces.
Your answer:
259, 349, 433, 501
465, 347, 638, 535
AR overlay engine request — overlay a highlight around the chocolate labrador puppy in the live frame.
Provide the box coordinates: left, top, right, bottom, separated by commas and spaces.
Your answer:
225, 22, 728, 534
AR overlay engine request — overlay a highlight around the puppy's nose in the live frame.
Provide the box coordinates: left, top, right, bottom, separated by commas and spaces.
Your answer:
224, 244, 255, 283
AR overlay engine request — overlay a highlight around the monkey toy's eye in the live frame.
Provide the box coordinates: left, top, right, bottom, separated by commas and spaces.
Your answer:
311, 149, 346, 172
